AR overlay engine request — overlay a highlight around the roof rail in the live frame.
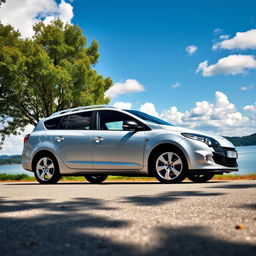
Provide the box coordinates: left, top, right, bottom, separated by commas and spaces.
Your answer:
50, 105, 115, 117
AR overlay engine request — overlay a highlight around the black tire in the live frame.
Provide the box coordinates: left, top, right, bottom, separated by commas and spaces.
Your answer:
84, 175, 108, 184
33, 153, 61, 184
149, 147, 188, 184
187, 173, 214, 183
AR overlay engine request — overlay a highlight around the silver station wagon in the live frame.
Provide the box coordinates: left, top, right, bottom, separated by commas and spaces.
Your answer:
22, 105, 238, 184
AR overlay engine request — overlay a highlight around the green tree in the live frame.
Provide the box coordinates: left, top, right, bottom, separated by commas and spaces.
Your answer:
0, 19, 112, 148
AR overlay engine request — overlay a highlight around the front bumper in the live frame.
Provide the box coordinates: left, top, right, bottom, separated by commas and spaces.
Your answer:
212, 146, 238, 168
179, 138, 239, 173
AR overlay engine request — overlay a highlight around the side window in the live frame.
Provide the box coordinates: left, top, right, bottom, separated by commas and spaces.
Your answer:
59, 115, 69, 129
44, 116, 62, 130
66, 111, 92, 130
98, 110, 138, 131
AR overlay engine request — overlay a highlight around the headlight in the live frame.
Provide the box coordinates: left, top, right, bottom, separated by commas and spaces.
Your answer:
181, 133, 220, 147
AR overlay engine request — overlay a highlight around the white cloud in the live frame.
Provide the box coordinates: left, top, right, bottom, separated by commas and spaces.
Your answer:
161, 91, 253, 135
105, 79, 145, 99
196, 55, 256, 76
240, 85, 254, 91
243, 103, 256, 112
213, 29, 256, 50
214, 28, 223, 34
139, 102, 159, 117
185, 45, 198, 55
219, 34, 229, 40
113, 102, 132, 109
1, 125, 34, 155
243, 103, 256, 122
171, 82, 180, 88
161, 107, 184, 125
0, 0, 74, 37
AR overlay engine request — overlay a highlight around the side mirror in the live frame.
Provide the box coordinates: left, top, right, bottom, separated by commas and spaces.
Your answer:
123, 120, 143, 131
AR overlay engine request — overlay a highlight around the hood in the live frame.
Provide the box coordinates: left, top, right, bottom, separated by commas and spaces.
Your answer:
159, 125, 235, 148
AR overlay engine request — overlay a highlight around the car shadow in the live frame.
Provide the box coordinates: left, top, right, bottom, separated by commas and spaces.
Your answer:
209, 183, 256, 190
4, 180, 227, 186
237, 203, 256, 211
0, 196, 255, 256
121, 190, 225, 206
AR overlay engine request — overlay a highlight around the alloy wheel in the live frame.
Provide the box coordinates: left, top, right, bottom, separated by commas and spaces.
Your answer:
155, 152, 183, 181
36, 157, 55, 182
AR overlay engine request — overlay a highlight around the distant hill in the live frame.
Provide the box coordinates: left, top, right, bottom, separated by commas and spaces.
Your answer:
0, 155, 17, 159
0, 155, 22, 165
225, 133, 256, 147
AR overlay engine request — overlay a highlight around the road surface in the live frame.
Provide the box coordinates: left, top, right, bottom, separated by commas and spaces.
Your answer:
0, 180, 255, 255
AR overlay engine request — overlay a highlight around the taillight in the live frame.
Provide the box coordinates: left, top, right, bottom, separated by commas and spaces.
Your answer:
24, 134, 30, 144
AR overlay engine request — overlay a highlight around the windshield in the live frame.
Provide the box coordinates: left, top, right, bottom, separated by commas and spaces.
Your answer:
126, 110, 173, 126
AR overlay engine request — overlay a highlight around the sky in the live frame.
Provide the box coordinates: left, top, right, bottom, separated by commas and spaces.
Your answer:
0, 0, 256, 155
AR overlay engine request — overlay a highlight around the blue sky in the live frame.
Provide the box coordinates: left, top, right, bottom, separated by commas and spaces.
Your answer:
72, 0, 256, 110
0, 0, 255, 154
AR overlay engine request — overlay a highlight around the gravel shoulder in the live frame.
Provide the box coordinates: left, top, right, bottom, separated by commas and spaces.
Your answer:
0, 180, 255, 256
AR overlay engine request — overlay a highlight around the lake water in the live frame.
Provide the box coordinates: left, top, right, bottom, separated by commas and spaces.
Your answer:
0, 145, 256, 176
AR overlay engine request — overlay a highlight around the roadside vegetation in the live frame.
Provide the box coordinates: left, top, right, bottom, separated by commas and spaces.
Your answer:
0, 173, 255, 182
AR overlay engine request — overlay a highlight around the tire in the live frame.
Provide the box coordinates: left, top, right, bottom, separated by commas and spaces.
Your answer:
84, 175, 108, 184
187, 173, 214, 183
149, 147, 187, 183
33, 153, 61, 184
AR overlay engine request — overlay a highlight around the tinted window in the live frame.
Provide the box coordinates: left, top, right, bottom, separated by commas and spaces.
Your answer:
67, 111, 92, 130
98, 110, 139, 131
59, 115, 69, 129
44, 116, 62, 130
126, 110, 173, 126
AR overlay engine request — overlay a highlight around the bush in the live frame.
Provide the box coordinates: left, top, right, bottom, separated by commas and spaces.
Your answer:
0, 173, 35, 181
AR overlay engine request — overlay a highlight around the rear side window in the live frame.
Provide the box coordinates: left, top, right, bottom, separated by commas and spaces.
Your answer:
59, 115, 69, 129
44, 116, 62, 130
66, 111, 92, 130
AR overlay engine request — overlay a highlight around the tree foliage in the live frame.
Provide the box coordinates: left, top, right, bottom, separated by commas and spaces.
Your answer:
0, 20, 112, 147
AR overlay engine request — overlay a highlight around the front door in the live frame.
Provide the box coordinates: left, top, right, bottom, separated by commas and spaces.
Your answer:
92, 110, 145, 170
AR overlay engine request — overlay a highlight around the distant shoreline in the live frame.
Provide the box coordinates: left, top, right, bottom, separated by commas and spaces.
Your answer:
0, 163, 21, 166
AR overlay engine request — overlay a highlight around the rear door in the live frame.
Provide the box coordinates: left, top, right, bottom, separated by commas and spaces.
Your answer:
46, 111, 94, 169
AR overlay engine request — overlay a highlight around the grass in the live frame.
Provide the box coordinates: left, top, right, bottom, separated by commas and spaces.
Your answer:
0, 173, 35, 181
0, 173, 255, 182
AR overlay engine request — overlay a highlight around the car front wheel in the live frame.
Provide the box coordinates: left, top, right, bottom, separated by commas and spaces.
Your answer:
150, 148, 187, 183
84, 175, 108, 184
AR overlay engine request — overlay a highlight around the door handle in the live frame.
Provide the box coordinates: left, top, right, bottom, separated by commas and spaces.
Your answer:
54, 136, 64, 142
93, 136, 104, 143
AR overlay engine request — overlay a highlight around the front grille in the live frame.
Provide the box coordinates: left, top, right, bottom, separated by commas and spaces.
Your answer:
212, 147, 238, 167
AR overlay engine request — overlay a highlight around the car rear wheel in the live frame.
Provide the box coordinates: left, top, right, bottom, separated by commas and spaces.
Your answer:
33, 154, 61, 184
84, 175, 108, 184
187, 173, 214, 183
150, 148, 187, 183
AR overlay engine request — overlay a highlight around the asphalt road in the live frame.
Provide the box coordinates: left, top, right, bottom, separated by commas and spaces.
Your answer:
0, 180, 255, 256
